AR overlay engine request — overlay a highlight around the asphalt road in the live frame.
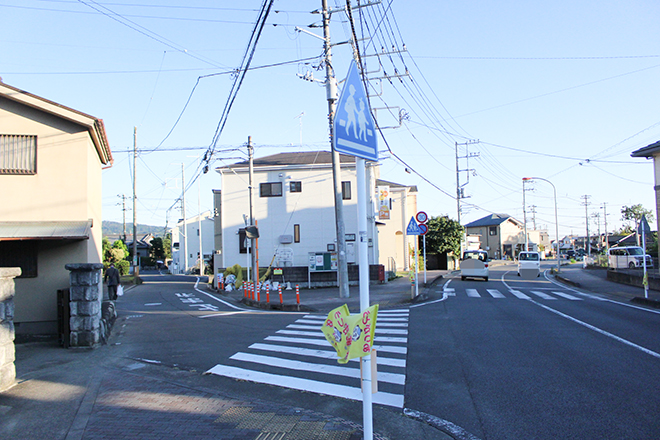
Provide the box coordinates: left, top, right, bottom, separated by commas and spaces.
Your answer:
406, 262, 660, 439
112, 273, 449, 440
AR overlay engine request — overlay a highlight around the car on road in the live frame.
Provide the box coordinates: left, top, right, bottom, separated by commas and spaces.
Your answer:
517, 251, 541, 276
607, 246, 654, 269
461, 250, 489, 281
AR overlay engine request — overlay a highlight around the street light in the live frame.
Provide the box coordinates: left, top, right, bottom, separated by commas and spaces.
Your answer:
522, 177, 560, 274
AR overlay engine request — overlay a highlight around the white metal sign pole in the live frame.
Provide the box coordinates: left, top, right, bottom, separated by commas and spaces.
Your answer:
357, 157, 373, 440
415, 237, 419, 298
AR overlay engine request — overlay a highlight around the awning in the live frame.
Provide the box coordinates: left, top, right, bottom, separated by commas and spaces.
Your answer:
0, 221, 92, 240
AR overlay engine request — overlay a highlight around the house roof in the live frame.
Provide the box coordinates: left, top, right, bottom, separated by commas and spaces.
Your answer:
376, 179, 418, 192
631, 140, 660, 158
464, 214, 522, 228
0, 81, 112, 166
215, 151, 356, 171
0, 220, 92, 240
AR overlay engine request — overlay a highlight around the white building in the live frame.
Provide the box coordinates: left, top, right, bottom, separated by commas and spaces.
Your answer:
170, 211, 215, 274
212, 151, 417, 277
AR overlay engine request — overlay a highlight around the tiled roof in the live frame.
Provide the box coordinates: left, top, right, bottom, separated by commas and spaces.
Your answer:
464, 214, 519, 228
216, 151, 356, 170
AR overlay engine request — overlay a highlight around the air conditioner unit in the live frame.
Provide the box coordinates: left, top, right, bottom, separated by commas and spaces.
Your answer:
279, 235, 293, 244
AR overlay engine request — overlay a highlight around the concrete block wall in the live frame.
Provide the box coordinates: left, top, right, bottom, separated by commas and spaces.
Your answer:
0, 267, 21, 392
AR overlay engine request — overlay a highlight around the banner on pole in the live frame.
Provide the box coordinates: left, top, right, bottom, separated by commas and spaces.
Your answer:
322, 304, 379, 364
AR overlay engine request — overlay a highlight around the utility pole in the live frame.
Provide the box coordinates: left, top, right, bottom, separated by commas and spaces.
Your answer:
455, 140, 479, 260
322, 0, 349, 298
602, 203, 609, 252
522, 179, 528, 251
248, 136, 258, 288
592, 212, 601, 252
132, 127, 139, 280
582, 195, 591, 256
182, 163, 188, 274
198, 179, 204, 277
530, 205, 537, 231
118, 194, 128, 243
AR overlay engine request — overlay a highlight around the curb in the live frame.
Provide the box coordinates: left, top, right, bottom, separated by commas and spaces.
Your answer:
554, 274, 581, 288
631, 297, 660, 308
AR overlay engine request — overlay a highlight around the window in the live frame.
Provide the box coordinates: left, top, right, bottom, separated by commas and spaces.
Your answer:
260, 182, 282, 197
0, 241, 38, 278
342, 181, 351, 200
294, 224, 300, 243
1, 134, 37, 175
345, 234, 356, 242
290, 181, 302, 193
489, 226, 497, 236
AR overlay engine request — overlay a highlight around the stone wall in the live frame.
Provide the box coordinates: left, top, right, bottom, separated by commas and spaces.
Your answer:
0, 267, 20, 392
65, 263, 104, 348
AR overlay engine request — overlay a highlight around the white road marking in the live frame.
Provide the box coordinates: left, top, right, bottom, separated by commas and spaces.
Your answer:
248, 343, 407, 368
530, 290, 557, 300
533, 300, 660, 360
486, 289, 506, 298
466, 289, 480, 298
551, 291, 581, 300
205, 364, 404, 408
509, 290, 531, 299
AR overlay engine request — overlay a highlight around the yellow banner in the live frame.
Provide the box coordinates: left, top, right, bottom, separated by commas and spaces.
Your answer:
321, 304, 379, 364
321, 305, 351, 363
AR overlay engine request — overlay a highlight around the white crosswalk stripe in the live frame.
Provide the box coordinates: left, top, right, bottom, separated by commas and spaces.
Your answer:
486, 289, 506, 298
448, 287, 587, 301
205, 309, 409, 408
466, 288, 480, 297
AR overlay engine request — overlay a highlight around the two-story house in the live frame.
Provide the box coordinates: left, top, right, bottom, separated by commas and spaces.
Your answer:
212, 151, 416, 280
464, 214, 525, 260
0, 81, 112, 336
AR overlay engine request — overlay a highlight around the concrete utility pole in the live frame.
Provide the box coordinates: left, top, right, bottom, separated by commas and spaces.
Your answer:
602, 203, 609, 252
132, 127, 139, 280
182, 163, 188, 274
455, 140, 479, 259
118, 194, 128, 243
248, 136, 258, 287
522, 179, 528, 251
582, 195, 591, 256
198, 179, 204, 277
322, 0, 349, 298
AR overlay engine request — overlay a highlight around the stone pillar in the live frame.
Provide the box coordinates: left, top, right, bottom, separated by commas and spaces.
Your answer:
0, 267, 20, 392
65, 263, 103, 349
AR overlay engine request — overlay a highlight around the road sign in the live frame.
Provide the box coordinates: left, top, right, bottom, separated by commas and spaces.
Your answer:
416, 211, 428, 224
406, 217, 422, 235
638, 214, 651, 235
418, 224, 428, 236
333, 60, 378, 161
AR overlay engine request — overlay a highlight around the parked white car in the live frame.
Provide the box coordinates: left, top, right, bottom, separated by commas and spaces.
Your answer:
608, 246, 653, 269
461, 250, 489, 281
517, 251, 541, 277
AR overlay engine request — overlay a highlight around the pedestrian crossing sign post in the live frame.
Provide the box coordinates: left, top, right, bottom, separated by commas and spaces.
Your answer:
406, 217, 422, 298
333, 60, 378, 162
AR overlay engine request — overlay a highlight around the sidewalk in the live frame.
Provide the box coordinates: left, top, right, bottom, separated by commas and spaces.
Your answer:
217, 270, 449, 314
553, 263, 660, 304
1, 272, 456, 440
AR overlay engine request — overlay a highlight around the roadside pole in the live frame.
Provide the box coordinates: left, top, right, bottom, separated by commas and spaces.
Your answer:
356, 157, 373, 440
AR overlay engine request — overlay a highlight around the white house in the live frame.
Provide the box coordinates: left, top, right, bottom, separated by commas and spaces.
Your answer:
213, 151, 378, 270
170, 211, 215, 274
212, 151, 418, 279
374, 179, 417, 272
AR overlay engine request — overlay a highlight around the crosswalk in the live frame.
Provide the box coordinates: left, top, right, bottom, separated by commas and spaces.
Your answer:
205, 309, 409, 408
441, 287, 599, 301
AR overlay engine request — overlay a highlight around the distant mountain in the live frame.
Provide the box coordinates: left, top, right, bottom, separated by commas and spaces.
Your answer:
102, 221, 166, 237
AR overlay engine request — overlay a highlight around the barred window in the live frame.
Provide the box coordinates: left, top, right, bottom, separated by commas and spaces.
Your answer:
0, 134, 37, 175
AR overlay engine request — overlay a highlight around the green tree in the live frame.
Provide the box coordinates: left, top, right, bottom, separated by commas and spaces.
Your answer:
163, 233, 172, 260
150, 237, 165, 260
424, 216, 464, 257
111, 239, 129, 261
621, 204, 654, 234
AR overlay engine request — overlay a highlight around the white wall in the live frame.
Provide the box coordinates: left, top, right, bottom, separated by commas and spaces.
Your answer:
217, 162, 380, 270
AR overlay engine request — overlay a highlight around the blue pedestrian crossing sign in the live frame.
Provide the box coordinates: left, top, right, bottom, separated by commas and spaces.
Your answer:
406, 217, 422, 235
333, 60, 378, 162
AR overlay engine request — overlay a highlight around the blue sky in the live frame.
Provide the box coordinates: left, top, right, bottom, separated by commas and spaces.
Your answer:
2, 0, 659, 239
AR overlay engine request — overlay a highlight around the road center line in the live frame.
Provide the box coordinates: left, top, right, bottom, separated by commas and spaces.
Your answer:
532, 299, 660, 360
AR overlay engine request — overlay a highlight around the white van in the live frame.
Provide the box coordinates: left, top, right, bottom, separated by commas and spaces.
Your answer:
461, 250, 489, 281
608, 246, 653, 269
517, 251, 541, 277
